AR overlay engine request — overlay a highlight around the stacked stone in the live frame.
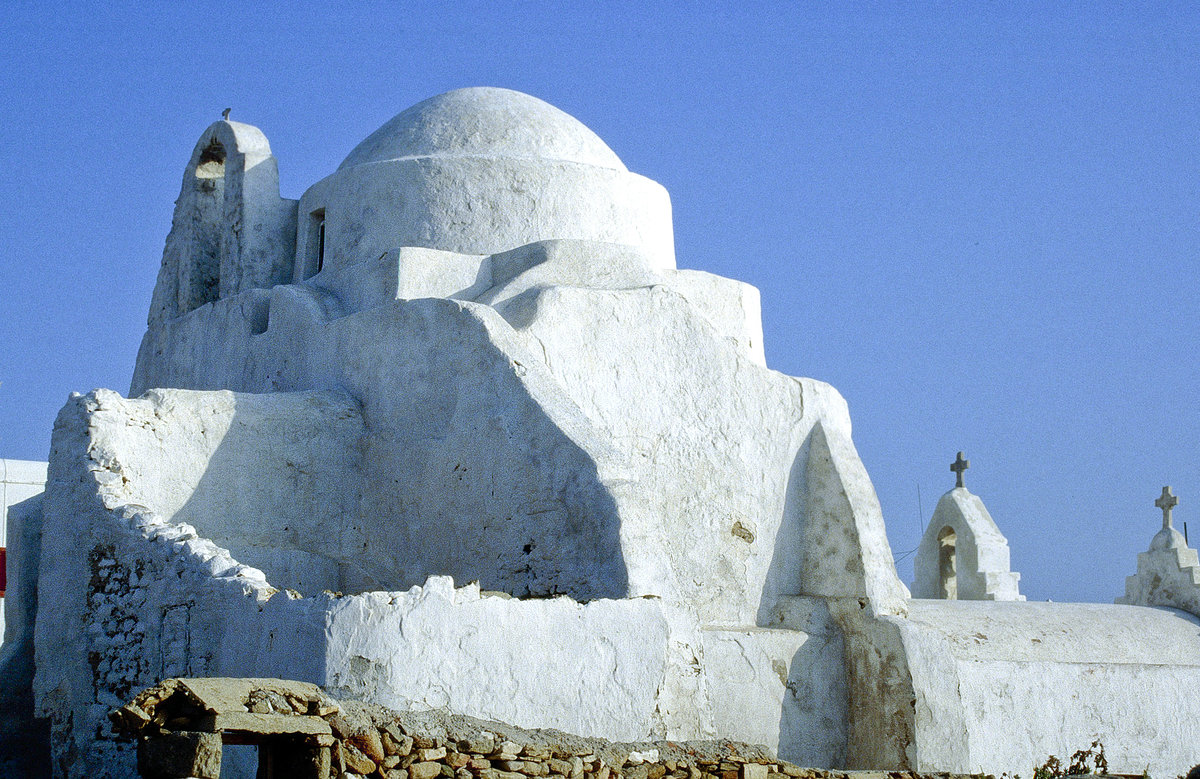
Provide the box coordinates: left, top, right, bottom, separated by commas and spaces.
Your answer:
322, 706, 977, 779
113, 680, 993, 779
327, 712, 807, 779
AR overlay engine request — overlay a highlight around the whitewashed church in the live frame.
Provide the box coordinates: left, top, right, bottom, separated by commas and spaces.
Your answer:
2, 88, 1199, 778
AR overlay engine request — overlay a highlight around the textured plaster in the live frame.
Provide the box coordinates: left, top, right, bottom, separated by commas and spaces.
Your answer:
1116, 525, 1200, 617
130, 248, 894, 621
34, 387, 849, 777
146, 120, 297, 327
882, 601, 1200, 776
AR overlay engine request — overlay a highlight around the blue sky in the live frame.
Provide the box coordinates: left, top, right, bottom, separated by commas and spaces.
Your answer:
2, 3, 1198, 602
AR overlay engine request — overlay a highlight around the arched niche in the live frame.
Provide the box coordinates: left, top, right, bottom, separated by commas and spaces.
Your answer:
185, 137, 228, 311
937, 525, 957, 600
145, 120, 297, 328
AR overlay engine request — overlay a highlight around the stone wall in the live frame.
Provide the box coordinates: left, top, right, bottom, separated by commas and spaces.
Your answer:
114, 681, 986, 779
312, 704, 869, 779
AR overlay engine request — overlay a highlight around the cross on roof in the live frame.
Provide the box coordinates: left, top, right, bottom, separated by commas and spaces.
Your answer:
951, 451, 970, 489
1155, 485, 1178, 530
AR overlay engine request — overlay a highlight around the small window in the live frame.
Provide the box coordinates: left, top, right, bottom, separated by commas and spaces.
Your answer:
316, 218, 326, 273
304, 209, 326, 279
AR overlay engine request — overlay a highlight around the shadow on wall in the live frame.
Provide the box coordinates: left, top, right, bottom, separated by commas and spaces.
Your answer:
0, 494, 51, 778
755, 435, 812, 627
135, 378, 629, 602
155, 390, 369, 596
777, 635, 847, 767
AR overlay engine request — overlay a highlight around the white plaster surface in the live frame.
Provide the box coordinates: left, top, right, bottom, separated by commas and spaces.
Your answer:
912, 487, 1022, 601
130, 256, 899, 623
1116, 525, 1200, 616
34, 387, 853, 777
888, 600, 1200, 776
293, 88, 674, 278
1, 460, 47, 647
1, 459, 46, 543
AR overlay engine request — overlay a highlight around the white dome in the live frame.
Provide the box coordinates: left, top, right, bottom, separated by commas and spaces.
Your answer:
339, 87, 626, 172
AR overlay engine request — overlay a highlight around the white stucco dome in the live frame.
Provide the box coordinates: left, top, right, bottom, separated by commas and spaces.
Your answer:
339, 87, 627, 172
297, 87, 673, 274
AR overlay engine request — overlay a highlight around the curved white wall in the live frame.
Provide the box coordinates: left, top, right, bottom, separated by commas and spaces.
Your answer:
295, 157, 674, 280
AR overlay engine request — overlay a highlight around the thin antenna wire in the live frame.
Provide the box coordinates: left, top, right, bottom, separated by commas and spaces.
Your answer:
894, 482, 927, 565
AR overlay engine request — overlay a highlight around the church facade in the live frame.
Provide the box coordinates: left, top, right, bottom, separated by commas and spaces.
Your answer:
8, 89, 1200, 777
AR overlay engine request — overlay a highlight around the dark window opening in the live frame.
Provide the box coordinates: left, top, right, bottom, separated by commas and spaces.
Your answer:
195, 138, 226, 180
186, 138, 227, 311
317, 218, 326, 273
304, 209, 326, 280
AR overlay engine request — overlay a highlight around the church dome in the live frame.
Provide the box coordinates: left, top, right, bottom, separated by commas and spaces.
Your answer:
338, 87, 627, 172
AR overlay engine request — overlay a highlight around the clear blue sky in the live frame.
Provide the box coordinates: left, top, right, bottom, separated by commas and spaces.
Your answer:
3, 3, 1198, 603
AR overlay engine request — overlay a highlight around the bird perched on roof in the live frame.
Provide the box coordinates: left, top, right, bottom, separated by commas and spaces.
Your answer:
222, 107, 231, 121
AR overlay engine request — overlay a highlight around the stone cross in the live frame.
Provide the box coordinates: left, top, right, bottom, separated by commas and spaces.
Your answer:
1156, 485, 1178, 530
951, 451, 969, 489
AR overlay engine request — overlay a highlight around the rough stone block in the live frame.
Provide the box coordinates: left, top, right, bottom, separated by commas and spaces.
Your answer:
344, 742, 378, 774
350, 728, 386, 763
412, 760, 445, 779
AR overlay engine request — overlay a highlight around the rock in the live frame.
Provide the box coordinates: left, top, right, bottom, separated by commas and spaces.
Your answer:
419, 746, 448, 762
344, 743, 379, 775
497, 741, 523, 758
351, 728, 387, 763
449, 751, 473, 768
389, 733, 416, 757
412, 761, 445, 779
740, 766, 768, 779
460, 734, 496, 754
333, 740, 347, 774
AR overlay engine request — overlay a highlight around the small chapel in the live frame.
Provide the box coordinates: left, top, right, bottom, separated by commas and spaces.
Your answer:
2, 88, 1200, 778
